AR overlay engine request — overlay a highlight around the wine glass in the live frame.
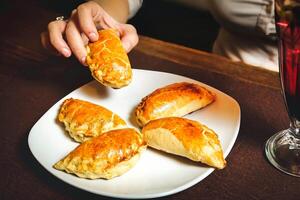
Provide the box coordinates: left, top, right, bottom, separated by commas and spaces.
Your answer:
265, 0, 300, 177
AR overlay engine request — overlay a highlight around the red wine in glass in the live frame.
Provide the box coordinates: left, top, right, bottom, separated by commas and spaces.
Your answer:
278, 3, 300, 123
265, 0, 300, 177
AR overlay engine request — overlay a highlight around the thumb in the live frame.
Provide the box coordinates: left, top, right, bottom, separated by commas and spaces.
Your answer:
119, 24, 139, 53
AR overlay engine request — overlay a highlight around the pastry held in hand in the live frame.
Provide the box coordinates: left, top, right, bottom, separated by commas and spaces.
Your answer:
54, 128, 147, 179
142, 117, 226, 169
135, 82, 216, 127
86, 29, 132, 88
58, 98, 126, 143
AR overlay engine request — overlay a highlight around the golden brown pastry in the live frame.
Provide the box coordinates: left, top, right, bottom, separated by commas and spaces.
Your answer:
135, 82, 216, 127
58, 98, 127, 142
86, 29, 132, 88
54, 128, 147, 179
142, 117, 226, 169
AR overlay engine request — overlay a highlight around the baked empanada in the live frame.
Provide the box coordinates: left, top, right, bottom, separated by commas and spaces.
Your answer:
54, 128, 147, 179
135, 82, 216, 127
142, 117, 226, 169
58, 98, 126, 142
86, 29, 132, 88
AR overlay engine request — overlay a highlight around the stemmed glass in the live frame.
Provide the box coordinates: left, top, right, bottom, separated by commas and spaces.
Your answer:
265, 0, 300, 177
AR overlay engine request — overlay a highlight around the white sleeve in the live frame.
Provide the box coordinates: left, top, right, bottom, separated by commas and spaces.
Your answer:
128, 0, 143, 19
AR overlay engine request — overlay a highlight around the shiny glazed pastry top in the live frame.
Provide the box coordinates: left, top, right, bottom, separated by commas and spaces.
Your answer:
86, 29, 132, 88
58, 98, 127, 142
142, 117, 226, 169
135, 82, 216, 127
54, 128, 147, 180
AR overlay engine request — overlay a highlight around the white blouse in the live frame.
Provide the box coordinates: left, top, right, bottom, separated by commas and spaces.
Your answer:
130, 0, 278, 71
128, 0, 143, 19
209, 0, 278, 71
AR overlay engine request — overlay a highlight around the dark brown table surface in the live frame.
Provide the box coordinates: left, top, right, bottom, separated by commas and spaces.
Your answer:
1, 1, 299, 200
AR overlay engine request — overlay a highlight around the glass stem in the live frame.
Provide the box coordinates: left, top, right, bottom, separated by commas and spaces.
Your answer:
290, 118, 300, 138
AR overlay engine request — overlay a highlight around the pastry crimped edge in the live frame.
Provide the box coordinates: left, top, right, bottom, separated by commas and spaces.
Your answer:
53, 128, 147, 179
135, 82, 216, 127
58, 98, 127, 143
54, 147, 146, 180
142, 117, 226, 169
86, 29, 132, 89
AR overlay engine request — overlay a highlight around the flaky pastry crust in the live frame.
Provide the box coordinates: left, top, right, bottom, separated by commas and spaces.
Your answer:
58, 98, 127, 142
142, 117, 226, 169
135, 82, 216, 126
86, 29, 132, 88
54, 128, 147, 179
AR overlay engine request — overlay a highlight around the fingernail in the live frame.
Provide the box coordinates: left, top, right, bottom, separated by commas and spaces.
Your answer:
89, 32, 98, 41
122, 41, 130, 52
62, 48, 71, 57
81, 57, 87, 66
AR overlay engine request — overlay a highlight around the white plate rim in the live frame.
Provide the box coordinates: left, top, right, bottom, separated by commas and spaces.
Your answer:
28, 69, 241, 199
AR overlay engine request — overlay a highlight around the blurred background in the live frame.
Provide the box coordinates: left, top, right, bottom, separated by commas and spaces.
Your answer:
30, 0, 220, 52
130, 0, 219, 52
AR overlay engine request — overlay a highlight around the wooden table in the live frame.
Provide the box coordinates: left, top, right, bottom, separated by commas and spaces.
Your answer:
1, 1, 298, 200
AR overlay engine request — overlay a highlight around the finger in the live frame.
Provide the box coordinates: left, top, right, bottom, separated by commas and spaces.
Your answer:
41, 31, 55, 52
118, 24, 139, 52
41, 31, 66, 56
47, 20, 71, 57
65, 18, 88, 65
101, 11, 119, 30
81, 33, 89, 45
77, 3, 99, 42
83, 1, 119, 31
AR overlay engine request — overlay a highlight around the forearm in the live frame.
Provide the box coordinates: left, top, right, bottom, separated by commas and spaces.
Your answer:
90, 0, 129, 23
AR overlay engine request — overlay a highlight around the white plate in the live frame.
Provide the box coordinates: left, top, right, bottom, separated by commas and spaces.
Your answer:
28, 69, 240, 199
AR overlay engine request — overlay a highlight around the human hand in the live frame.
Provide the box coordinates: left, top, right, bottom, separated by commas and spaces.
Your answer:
40, 1, 138, 65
